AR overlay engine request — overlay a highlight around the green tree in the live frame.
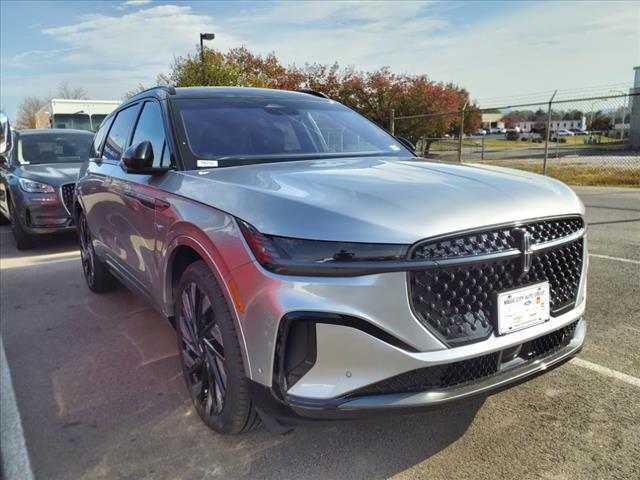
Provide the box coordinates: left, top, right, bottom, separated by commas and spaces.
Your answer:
589, 112, 612, 132
167, 46, 476, 151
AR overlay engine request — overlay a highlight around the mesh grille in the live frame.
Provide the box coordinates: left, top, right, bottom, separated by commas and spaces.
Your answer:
523, 320, 579, 360
61, 183, 75, 214
409, 218, 584, 346
411, 217, 583, 261
521, 217, 584, 244
352, 321, 579, 397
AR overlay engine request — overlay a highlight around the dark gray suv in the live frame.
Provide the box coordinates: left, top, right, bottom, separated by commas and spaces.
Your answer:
0, 120, 93, 249
74, 86, 587, 435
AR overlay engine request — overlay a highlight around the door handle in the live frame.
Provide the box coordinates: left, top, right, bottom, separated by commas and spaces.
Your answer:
154, 199, 170, 211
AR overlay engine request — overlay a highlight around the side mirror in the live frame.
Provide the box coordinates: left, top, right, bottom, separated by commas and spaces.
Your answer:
121, 141, 170, 175
395, 136, 416, 153
0, 111, 12, 156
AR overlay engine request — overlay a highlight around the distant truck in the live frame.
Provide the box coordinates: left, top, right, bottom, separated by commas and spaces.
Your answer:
35, 99, 120, 132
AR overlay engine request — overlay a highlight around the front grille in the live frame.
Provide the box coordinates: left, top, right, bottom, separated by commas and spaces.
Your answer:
412, 217, 583, 261
60, 183, 75, 215
409, 217, 584, 346
351, 320, 579, 397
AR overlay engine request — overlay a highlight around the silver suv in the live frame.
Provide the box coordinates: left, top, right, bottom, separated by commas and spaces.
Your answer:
75, 86, 587, 435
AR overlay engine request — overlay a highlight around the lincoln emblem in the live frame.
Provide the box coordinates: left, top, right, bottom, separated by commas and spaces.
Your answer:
512, 228, 533, 275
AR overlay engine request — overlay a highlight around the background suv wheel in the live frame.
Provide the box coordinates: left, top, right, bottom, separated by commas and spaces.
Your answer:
9, 200, 35, 250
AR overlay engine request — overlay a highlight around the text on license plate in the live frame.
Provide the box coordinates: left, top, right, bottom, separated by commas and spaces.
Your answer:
497, 282, 550, 335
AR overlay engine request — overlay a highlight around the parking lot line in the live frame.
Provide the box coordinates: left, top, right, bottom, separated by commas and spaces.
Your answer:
571, 358, 640, 388
0, 337, 35, 480
588, 253, 640, 265
0, 251, 80, 270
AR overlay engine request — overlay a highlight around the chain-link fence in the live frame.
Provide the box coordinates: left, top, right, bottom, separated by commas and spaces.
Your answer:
393, 92, 640, 187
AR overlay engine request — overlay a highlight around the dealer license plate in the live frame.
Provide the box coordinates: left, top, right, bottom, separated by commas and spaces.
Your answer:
497, 282, 550, 335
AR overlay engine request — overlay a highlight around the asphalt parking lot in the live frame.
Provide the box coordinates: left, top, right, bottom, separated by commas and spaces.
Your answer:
1, 186, 639, 480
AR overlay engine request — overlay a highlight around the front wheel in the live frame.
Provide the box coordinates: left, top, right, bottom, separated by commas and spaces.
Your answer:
175, 261, 261, 435
9, 200, 35, 250
78, 210, 117, 293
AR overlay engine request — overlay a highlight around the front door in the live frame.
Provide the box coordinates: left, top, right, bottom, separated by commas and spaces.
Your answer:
109, 100, 172, 297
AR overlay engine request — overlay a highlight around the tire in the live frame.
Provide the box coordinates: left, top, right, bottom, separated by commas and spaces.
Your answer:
175, 260, 261, 435
77, 210, 118, 293
0, 209, 9, 225
9, 200, 35, 250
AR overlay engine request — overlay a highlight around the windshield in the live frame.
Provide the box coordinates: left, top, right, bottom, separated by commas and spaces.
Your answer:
17, 133, 93, 165
53, 113, 91, 131
174, 96, 410, 166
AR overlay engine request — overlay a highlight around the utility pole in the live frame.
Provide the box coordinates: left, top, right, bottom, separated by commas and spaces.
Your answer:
389, 108, 395, 135
458, 101, 468, 163
542, 90, 557, 176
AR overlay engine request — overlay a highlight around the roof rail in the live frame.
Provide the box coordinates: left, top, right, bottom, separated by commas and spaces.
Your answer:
131, 85, 177, 98
299, 89, 329, 99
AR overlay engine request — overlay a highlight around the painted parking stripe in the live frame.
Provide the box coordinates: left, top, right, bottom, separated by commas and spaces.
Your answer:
0, 251, 80, 270
589, 253, 640, 265
571, 358, 640, 388
0, 337, 35, 480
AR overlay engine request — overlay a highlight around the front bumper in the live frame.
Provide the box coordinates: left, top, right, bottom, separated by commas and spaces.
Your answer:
250, 318, 585, 422
15, 192, 74, 234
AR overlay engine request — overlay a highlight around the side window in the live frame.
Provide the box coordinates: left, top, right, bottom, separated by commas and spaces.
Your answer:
131, 101, 168, 167
102, 105, 138, 161
91, 116, 113, 158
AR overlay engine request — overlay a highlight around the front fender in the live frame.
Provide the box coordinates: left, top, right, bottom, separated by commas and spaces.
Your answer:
160, 218, 254, 378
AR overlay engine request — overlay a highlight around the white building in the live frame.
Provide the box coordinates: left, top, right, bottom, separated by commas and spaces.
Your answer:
514, 116, 586, 132
35, 99, 120, 132
481, 112, 504, 130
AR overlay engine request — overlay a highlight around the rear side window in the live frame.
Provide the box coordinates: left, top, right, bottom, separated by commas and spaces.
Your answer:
131, 101, 168, 167
91, 116, 113, 158
102, 105, 138, 161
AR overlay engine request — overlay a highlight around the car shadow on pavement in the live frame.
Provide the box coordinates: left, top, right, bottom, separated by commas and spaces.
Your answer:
234, 400, 484, 479
0, 226, 78, 260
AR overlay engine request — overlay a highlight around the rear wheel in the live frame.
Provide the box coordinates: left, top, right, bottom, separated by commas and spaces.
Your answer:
175, 261, 261, 434
9, 200, 35, 250
78, 210, 117, 293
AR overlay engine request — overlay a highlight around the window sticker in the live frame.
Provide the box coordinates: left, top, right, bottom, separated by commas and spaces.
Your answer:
197, 160, 219, 168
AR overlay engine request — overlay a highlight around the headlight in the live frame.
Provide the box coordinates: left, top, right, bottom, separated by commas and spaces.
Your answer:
19, 178, 56, 193
237, 219, 409, 276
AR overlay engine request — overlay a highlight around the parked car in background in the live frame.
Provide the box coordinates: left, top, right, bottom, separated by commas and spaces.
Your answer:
554, 129, 575, 136
570, 129, 589, 135
75, 86, 587, 436
490, 127, 506, 134
0, 120, 93, 249
505, 129, 521, 140
475, 129, 487, 136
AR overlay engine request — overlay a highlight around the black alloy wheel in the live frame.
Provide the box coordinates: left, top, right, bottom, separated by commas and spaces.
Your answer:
178, 281, 228, 417
175, 261, 261, 434
78, 212, 95, 285
77, 210, 117, 292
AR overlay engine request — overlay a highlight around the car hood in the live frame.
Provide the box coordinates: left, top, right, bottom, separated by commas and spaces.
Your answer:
177, 157, 584, 244
17, 162, 82, 186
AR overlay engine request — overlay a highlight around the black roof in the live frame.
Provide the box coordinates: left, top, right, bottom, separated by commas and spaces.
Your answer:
16, 128, 94, 136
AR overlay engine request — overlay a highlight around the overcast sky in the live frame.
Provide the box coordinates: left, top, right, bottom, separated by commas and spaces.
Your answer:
1, 0, 638, 118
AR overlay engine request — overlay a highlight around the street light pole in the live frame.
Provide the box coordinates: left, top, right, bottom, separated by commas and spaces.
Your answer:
199, 33, 215, 85
200, 33, 215, 64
